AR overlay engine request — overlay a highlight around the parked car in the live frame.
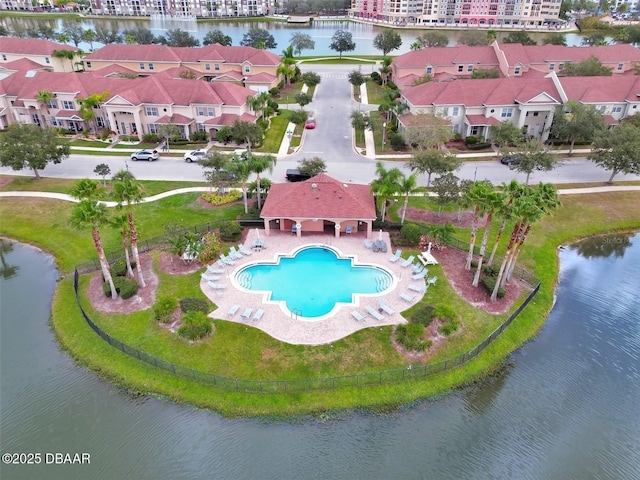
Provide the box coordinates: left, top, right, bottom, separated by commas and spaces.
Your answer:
500, 154, 523, 166
232, 149, 249, 161
305, 117, 316, 129
130, 149, 159, 162
184, 149, 207, 163
285, 169, 311, 182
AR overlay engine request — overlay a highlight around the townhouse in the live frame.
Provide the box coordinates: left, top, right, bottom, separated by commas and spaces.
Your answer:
392, 42, 640, 88
0, 37, 82, 73
397, 72, 640, 141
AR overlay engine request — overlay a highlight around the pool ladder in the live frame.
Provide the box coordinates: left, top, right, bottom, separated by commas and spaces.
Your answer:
291, 308, 302, 320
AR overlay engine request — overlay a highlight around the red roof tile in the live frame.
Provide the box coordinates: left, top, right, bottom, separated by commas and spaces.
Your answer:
1, 58, 53, 73
500, 43, 640, 65
261, 174, 376, 220
0, 37, 78, 55
559, 75, 640, 103
156, 113, 193, 124
393, 46, 499, 68
465, 115, 500, 126
204, 112, 257, 126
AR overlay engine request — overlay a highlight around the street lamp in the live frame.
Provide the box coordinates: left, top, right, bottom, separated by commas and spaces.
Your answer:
382, 122, 387, 148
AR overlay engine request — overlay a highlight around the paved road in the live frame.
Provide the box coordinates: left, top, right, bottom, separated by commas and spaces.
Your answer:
1, 63, 640, 186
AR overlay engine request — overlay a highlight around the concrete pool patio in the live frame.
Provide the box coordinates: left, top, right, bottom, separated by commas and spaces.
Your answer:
201, 229, 435, 345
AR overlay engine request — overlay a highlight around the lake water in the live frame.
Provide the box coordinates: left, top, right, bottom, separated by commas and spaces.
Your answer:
0, 233, 638, 480
0, 16, 589, 55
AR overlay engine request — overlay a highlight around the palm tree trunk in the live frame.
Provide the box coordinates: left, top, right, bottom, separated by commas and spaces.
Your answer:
257, 175, 262, 210
465, 205, 479, 270
242, 183, 248, 214
500, 221, 526, 288
457, 207, 462, 221
401, 194, 409, 224
487, 219, 506, 266
122, 232, 134, 278
506, 223, 532, 281
93, 229, 117, 300
491, 222, 520, 302
128, 211, 146, 288
472, 212, 492, 287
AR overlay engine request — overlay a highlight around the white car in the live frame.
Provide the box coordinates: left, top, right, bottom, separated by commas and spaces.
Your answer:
130, 149, 159, 162
184, 149, 207, 163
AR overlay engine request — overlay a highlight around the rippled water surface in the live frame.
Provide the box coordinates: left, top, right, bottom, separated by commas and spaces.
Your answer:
1, 235, 638, 480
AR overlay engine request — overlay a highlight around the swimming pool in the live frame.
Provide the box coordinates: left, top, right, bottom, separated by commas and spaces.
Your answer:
235, 246, 393, 318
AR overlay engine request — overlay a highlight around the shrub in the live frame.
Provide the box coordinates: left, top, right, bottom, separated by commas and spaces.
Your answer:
178, 311, 213, 341
482, 264, 499, 277
435, 304, 456, 322
385, 80, 398, 91
179, 297, 210, 314
412, 304, 436, 326
467, 142, 491, 150
440, 320, 459, 336
396, 323, 432, 352
481, 276, 506, 298
465, 135, 481, 146
153, 297, 178, 323
143, 133, 160, 143
400, 223, 422, 245
121, 135, 138, 142
118, 278, 139, 299
216, 126, 233, 144
111, 259, 136, 277
370, 71, 382, 84
388, 132, 405, 149
201, 191, 242, 206
190, 131, 208, 142
219, 221, 243, 242
269, 87, 280, 97
198, 232, 222, 265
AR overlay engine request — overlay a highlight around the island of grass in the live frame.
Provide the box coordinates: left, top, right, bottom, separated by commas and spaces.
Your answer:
1, 176, 638, 417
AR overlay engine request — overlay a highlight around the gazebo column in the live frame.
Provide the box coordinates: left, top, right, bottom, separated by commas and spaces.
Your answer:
264, 220, 271, 236
296, 222, 302, 237
367, 222, 372, 239
335, 223, 341, 238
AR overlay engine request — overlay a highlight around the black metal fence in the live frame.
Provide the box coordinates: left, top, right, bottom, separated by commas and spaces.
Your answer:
72, 229, 541, 393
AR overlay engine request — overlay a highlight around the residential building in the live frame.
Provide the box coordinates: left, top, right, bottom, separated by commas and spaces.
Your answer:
350, 0, 563, 26
0, 37, 82, 73
82, 0, 271, 17
397, 72, 640, 141
83, 43, 281, 91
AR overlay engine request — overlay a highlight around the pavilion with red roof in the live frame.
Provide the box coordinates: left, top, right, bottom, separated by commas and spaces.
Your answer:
260, 174, 377, 239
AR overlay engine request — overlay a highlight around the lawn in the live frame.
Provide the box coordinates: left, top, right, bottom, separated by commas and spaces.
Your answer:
364, 79, 389, 105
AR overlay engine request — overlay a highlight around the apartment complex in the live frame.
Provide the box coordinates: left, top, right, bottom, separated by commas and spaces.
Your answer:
87, 0, 270, 17
0, 37, 82, 72
350, 0, 563, 26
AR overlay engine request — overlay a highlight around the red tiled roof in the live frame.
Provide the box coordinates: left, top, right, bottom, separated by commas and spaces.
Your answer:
261, 174, 376, 220
156, 113, 193, 124
499, 43, 640, 66
465, 115, 500, 126
245, 71, 277, 83
203, 112, 257, 126
393, 46, 499, 68
84, 44, 181, 62
55, 110, 83, 119
212, 70, 244, 81
91, 64, 138, 76
1, 58, 53, 72
0, 37, 78, 56
603, 115, 618, 125
559, 75, 640, 103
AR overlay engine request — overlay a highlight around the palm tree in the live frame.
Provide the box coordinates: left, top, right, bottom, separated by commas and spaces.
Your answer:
248, 154, 276, 210
246, 92, 270, 121
410, 42, 422, 51
462, 181, 492, 271
227, 158, 252, 214
35, 90, 54, 128
277, 47, 297, 87
370, 161, 402, 221
112, 212, 134, 278
487, 180, 523, 267
472, 188, 505, 287
70, 200, 117, 300
111, 171, 146, 288
77, 91, 110, 133
379, 57, 392, 85
398, 173, 419, 224
83, 29, 97, 51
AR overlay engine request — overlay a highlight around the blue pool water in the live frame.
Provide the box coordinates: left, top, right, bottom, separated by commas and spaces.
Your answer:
236, 247, 393, 317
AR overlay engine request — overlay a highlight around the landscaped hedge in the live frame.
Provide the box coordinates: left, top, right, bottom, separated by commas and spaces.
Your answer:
201, 192, 242, 206
102, 276, 138, 299
481, 276, 506, 299
153, 297, 178, 323
396, 323, 432, 352
178, 311, 213, 341
219, 221, 243, 242
179, 298, 210, 314
111, 259, 136, 277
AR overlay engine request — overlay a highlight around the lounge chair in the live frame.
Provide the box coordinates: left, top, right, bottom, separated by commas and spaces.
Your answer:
219, 254, 235, 266
365, 305, 384, 321
364, 239, 373, 249
253, 309, 265, 320
427, 276, 438, 286
228, 304, 240, 316
378, 299, 395, 315
238, 244, 253, 256
412, 269, 428, 280
346, 225, 352, 234
351, 310, 366, 322
389, 249, 402, 263
240, 307, 253, 319
228, 246, 243, 260
401, 255, 415, 268
408, 284, 427, 293
412, 263, 425, 273
201, 272, 221, 282
207, 281, 226, 290
421, 252, 439, 265
207, 265, 225, 274
400, 292, 416, 303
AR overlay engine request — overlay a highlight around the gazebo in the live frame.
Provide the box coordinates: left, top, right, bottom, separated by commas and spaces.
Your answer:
260, 174, 376, 238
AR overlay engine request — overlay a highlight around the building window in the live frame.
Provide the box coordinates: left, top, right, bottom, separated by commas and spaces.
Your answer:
62, 100, 75, 110
96, 116, 105, 128
139, 63, 145, 70
244, 66, 250, 73
470, 125, 479, 135
617, 63, 624, 71
452, 124, 460, 134
467, 65, 474, 72
86, 61, 92, 68
205, 64, 211, 71
149, 63, 154, 70
426, 66, 433, 75
549, 63, 555, 70
559, 63, 564, 71
612, 106, 622, 113
50, 117, 59, 126
452, 107, 459, 116
514, 66, 521, 75
46, 100, 57, 109
148, 124, 158, 134
145, 106, 158, 116
215, 64, 220, 71
441, 107, 449, 115
1, 54, 6, 61
501, 107, 514, 118
45, 57, 50, 64
196, 107, 215, 116
457, 65, 464, 72
198, 124, 207, 132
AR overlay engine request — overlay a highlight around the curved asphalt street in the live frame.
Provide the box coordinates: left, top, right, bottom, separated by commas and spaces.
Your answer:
1, 64, 639, 186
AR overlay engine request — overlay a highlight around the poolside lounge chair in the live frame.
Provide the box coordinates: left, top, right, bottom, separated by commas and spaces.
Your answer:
238, 244, 253, 256
364, 239, 373, 249
400, 292, 416, 303
228, 304, 240, 316
207, 265, 225, 274
219, 254, 235, 266
228, 246, 243, 260
253, 309, 265, 320
427, 276, 438, 286
240, 307, 253, 319
412, 269, 428, 280
201, 272, 221, 282
412, 263, 425, 273
346, 225, 352, 235
365, 305, 385, 321
389, 249, 402, 262
207, 281, 226, 290
408, 284, 427, 293
378, 299, 395, 315
351, 310, 366, 322
401, 255, 415, 268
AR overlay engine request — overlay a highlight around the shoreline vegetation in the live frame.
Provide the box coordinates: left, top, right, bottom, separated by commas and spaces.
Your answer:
1, 180, 639, 417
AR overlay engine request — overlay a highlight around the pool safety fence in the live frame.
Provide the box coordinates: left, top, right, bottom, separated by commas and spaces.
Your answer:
72, 225, 541, 393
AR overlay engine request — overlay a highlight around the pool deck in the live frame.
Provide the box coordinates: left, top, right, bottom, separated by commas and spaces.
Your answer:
203, 230, 433, 345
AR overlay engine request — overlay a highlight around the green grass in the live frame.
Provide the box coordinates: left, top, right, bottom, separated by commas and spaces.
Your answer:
70, 139, 112, 148
277, 83, 305, 106
364, 79, 389, 105
299, 57, 380, 65
258, 114, 288, 153
2, 181, 639, 417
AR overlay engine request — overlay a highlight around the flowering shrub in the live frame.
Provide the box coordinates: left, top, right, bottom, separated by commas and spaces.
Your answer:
197, 232, 221, 265
201, 192, 242, 206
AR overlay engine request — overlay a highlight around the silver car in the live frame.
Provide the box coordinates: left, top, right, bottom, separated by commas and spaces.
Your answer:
184, 149, 207, 163
130, 149, 159, 161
